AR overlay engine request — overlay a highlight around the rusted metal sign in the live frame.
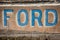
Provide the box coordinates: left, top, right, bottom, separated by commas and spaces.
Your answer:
0, 5, 60, 34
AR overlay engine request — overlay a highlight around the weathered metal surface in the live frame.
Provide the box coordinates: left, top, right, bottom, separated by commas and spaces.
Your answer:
0, 5, 60, 33
0, 0, 60, 40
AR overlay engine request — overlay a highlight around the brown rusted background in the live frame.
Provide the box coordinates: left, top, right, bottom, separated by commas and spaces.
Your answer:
0, 6, 60, 33
0, 0, 60, 40
0, 5, 60, 40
